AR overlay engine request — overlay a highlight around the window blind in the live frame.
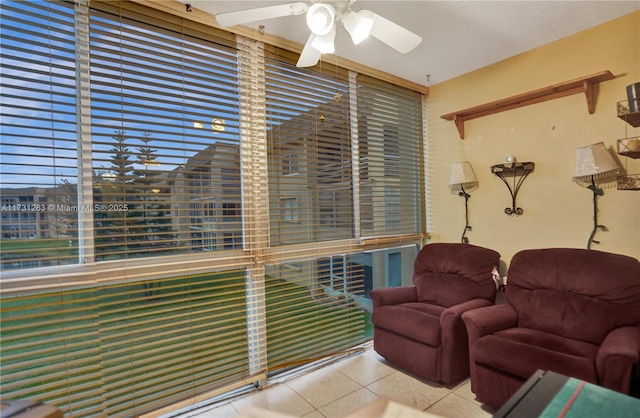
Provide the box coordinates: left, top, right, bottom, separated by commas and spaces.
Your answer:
356, 75, 424, 238
0, 0, 79, 270
96, 270, 250, 417
264, 256, 367, 373
0, 288, 104, 416
265, 56, 353, 245
0, 6, 104, 414
261, 54, 367, 374
92, 2, 252, 416
89, 1, 242, 261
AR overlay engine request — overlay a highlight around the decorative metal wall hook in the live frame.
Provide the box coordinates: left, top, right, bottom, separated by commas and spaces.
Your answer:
490, 161, 534, 215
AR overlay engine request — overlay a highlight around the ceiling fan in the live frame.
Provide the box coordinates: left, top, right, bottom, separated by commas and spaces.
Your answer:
214, 1, 423, 68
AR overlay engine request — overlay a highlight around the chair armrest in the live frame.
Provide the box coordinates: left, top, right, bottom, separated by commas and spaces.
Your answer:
596, 325, 640, 393
370, 286, 417, 309
438, 299, 494, 384
441, 299, 493, 327
462, 303, 518, 345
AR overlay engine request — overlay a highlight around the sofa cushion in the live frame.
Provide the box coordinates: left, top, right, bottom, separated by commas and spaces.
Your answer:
472, 328, 599, 383
412, 243, 500, 307
372, 302, 445, 346
506, 248, 640, 345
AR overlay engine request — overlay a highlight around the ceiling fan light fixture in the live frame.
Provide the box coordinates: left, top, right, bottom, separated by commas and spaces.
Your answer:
306, 3, 335, 36
310, 26, 336, 54
343, 9, 374, 45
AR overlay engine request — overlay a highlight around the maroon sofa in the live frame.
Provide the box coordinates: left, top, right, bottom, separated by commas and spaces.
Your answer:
462, 248, 640, 410
370, 243, 501, 384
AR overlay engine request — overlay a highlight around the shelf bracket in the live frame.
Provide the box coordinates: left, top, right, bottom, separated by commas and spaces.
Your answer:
454, 115, 465, 140
584, 80, 598, 114
441, 71, 615, 139
491, 162, 534, 215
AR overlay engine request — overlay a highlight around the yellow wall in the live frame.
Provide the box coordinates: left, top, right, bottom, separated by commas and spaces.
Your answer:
427, 11, 640, 266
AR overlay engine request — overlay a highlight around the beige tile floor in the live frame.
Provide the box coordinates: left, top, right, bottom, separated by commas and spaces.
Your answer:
181, 348, 492, 418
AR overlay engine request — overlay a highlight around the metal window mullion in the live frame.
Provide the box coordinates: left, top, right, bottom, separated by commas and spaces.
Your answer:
237, 35, 268, 387
349, 70, 361, 240
75, 0, 96, 266
421, 94, 429, 240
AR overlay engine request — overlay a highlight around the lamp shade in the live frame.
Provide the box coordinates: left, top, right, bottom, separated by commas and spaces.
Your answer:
573, 142, 619, 185
343, 10, 374, 45
310, 26, 336, 54
449, 161, 478, 190
306, 3, 335, 36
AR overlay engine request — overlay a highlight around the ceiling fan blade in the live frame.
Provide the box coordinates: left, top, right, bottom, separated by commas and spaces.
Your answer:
216, 2, 308, 27
296, 34, 321, 67
368, 11, 422, 53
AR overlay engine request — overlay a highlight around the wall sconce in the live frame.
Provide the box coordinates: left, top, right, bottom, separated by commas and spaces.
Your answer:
573, 142, 620, 249
491, 156, 534, 215
449, 161, 478, 243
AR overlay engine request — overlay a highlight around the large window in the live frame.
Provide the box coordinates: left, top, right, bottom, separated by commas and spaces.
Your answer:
0, 1, 426, 416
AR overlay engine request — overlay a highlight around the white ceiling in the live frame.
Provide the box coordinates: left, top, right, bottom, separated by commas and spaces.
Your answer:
179, 1, 640, 87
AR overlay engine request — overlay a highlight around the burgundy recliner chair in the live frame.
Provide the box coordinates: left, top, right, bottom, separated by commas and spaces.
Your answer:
370, 243, 501, 384
462, 248, 640, 410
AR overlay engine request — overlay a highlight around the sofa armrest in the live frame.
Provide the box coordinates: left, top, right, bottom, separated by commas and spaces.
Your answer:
370, 286, 417, 309
462, 303, 518, 346
596, 325, 640, 393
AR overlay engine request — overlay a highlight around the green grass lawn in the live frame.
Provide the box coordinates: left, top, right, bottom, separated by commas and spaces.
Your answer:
0, 238, 77, 252
0, 238, 78, 269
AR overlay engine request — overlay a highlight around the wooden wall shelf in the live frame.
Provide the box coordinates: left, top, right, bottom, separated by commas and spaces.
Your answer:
441, 71, 615, 139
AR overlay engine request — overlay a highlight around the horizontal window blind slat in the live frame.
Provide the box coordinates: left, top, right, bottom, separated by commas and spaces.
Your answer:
1, 360, 102, 388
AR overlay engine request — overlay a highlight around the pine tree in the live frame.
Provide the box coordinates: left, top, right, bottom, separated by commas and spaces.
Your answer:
133, 132, 176, 255
90, 131, 180, 265
51, 179, 78, 239
93, 130, 138, 258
